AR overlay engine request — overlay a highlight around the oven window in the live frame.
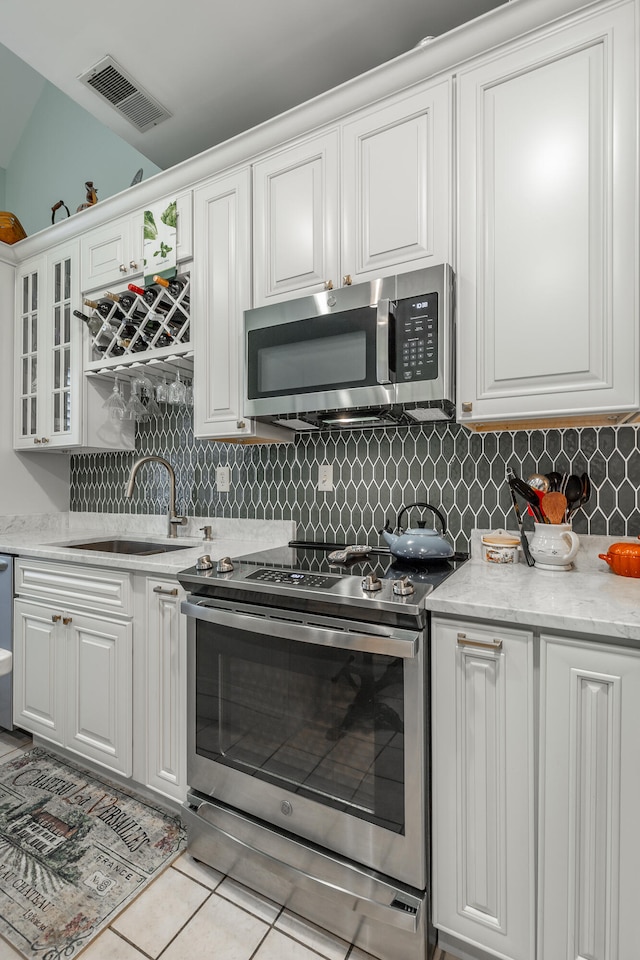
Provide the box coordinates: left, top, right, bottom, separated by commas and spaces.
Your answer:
195, 623, 405, 833
247, 305, 379, 399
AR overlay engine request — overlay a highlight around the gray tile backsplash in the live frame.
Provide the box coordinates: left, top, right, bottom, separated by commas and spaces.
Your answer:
70, 412, 640, 552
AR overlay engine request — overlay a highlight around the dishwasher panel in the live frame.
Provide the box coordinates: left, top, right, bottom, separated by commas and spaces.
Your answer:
0, 555, 13, 730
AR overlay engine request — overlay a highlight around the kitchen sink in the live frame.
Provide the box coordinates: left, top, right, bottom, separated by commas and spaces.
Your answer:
60, 539, 194, 556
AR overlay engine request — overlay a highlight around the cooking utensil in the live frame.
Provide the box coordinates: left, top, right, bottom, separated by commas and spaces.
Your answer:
541, 491, 568, 524
379, 502, 454, 561
506, 485, 535, 566
509, 476, 545, 523
546, 471, 563, 492
563, 474, 582, 520
527, 473, 550, 493
599, 539, 640, 578
567, 472, 592, 521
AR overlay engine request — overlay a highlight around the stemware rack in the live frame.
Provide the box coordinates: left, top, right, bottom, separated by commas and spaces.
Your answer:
83, 272, 193, 384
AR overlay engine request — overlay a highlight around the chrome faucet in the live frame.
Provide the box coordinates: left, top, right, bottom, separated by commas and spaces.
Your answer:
126, 455, 187, 538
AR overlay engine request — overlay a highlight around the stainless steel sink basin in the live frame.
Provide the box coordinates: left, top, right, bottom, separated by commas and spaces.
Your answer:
61, 539, 194, 556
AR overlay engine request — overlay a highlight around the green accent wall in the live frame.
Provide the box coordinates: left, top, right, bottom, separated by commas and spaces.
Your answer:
5, 82, 161, 238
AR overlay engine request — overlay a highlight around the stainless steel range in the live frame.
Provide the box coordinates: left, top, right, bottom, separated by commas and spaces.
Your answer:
178, 541, 466, 960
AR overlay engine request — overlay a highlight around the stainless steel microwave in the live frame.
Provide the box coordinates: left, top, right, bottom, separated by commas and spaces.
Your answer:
244, 264, 454, 430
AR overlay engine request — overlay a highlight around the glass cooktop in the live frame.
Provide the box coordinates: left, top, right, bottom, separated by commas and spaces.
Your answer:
235, 539, 468, 589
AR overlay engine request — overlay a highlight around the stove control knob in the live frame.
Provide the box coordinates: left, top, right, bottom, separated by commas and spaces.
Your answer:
216, 556, 234, 573
393, 576, 414, 596
195, 554, 214, 571
361, 573, 382, 592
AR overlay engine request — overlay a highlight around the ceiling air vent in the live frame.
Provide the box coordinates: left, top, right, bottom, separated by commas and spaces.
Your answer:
78, 55, 171, 133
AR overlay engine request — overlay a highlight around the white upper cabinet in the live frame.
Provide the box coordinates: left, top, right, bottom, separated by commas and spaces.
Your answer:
252, 77, 452, 306
253, 131, 340, 306
193, 168, 290, 441
80, 192, 192, 293
341, 80, 451, 285
456, 0, 638, 429
14, 241, 134, 452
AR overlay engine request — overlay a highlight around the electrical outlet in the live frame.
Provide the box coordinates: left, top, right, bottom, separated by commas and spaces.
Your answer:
216, 465, 231, 492
317, 463, 334, 491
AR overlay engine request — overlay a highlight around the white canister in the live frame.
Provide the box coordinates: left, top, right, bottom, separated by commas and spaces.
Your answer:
481, 531, 521, 564
529, 522, 579, 571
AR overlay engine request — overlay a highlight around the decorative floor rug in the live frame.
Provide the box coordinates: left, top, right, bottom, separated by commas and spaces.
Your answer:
0, 747, 185, 959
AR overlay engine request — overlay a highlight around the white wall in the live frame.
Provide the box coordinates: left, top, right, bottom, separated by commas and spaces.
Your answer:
0, 256, 69, 514
5, 83, 161, 238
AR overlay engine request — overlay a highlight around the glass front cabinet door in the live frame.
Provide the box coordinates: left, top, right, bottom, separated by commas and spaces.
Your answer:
15, 241, 81, 450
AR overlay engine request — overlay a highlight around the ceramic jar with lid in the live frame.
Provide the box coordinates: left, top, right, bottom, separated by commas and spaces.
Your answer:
481, 530, 521, 564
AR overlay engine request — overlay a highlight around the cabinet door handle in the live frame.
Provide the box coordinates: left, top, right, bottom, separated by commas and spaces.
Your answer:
63, 616, 73, 626
33, 438, 42, 444
119, 263, 128, 273
457, 632, 502, 651
129, 260, 138, 269
324, 280, 334, 290
52, 614, 61, 623
41, 437, 49, 444
153, 586, 178, 596
342, 274, 352, 286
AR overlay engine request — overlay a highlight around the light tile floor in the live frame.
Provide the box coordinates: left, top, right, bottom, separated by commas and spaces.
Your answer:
0, 730, 453, 960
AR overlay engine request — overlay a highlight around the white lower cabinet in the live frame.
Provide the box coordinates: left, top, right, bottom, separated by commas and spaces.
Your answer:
144, 577, 187, 802
13, 559, 133, 777
539, 635, 640, 960
431, 616, 535, 960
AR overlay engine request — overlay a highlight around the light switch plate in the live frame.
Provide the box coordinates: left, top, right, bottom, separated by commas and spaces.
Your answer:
318, 463, 334, 491
216, 465, 231, 492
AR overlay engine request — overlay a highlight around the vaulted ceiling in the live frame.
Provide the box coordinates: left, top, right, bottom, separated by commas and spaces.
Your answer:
0, 0, 507, 171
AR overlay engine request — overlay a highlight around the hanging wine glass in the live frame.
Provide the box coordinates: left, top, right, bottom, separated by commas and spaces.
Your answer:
156, 377, 169, 403
102, 376, 126, 420
167, 369, 187, 405
144, 381, 162, 418
123, 379, 149, 421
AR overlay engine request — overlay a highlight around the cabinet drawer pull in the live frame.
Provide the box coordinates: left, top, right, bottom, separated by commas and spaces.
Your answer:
62, 616, 73, 626
457, 632, 502, 651
52, 614, 61, 623
153, 586, 178, 596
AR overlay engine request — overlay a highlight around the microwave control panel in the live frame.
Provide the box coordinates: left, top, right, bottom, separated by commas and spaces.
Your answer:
394, 293, 438, 382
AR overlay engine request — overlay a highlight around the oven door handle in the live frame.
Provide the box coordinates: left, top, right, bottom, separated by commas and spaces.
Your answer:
181, 601, 418, 659
186, 794, 420, 933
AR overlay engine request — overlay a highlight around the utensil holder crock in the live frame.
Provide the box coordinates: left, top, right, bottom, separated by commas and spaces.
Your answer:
530, 522, 579, 571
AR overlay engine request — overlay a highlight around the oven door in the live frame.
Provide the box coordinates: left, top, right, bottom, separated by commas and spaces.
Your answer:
244, 296, 395, 418
183, 597, 428, 889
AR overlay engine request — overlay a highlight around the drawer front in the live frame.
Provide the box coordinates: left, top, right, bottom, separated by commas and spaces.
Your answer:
15, 559, 133, 616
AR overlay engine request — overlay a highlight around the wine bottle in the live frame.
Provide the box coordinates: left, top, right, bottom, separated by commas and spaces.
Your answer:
106, 291, 147, 321
153, 274, 190, 305
84, 297, 124, 323
73, 309, 106, 338
128, 283, 187, 333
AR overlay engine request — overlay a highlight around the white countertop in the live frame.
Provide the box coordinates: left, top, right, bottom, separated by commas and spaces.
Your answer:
3, 516, 639, 641
0, 513, 295, 576
427, 532, 640, 643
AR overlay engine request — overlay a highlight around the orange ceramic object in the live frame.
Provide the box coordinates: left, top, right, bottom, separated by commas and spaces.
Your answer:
599, 538, 640, 577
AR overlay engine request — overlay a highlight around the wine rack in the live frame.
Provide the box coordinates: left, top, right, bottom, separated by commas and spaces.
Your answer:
83, 272, 192, 380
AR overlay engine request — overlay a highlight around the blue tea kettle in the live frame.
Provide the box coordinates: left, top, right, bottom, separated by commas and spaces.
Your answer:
380, 502, 454, 561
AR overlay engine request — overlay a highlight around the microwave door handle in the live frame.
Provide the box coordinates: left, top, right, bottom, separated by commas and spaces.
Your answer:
181, 600, 418, 659
376, 298, 391, 384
